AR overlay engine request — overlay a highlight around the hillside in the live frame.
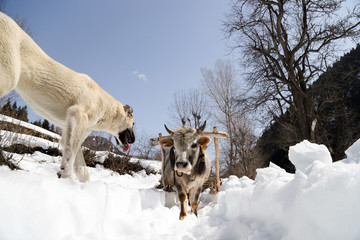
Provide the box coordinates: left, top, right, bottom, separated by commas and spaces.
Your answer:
0, 117, 360, 239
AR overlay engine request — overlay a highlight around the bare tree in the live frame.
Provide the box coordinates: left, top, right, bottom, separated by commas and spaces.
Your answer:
224, 0, 360, 142
0, 0, 7, 12
202, 59, 256, 177
231, 115, 258, 177
0, 1, 33, 37
168, 89, 209, 128
82, 132, 119, 153
130, 130, 158, 159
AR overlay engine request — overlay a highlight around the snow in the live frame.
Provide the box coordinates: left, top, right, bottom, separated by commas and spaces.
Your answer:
344, 139, 360, 163
1, 126, 360, 240
0, 114, 61, 140
289, 140, 332, 172
0, 130, 59, 149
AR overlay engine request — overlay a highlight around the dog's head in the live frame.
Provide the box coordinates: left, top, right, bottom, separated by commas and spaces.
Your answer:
114, 105, 135, 152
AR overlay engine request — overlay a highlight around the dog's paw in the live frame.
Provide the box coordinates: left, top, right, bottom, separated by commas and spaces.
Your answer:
57, 166, 73, 180
75, 166, 90, 182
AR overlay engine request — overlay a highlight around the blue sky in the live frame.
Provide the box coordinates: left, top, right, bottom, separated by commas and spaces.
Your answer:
4, 0, 233, 137
4, 0, 358, 139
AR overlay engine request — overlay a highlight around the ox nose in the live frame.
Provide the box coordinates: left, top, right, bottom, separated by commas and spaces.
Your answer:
176, 162, 188, 170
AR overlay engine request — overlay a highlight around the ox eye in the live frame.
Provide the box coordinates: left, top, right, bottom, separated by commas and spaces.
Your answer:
191, 143, 197, 148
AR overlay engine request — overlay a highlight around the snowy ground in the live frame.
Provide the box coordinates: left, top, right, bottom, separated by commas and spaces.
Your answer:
0, 114, 61, 140
1, 123, 360, 239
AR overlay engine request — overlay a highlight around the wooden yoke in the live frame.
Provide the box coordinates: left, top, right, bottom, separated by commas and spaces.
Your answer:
158, 133, 165, 175
158, 133, 167, 189
210, 127, 221, 194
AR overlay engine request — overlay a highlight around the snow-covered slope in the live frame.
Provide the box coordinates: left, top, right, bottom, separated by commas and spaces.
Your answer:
0, 114, 61, 139
0, 126, 359, 240
0, 129, 59, 149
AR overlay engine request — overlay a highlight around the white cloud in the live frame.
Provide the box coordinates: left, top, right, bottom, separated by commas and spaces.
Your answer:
132, 71, 148, 82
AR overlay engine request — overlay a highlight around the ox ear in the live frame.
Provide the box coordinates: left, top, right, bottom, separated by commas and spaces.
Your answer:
197, 136, 211, 147
160, 138, 174, 148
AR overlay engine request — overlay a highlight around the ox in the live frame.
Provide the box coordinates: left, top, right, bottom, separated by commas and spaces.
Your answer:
154, 121, 227, 220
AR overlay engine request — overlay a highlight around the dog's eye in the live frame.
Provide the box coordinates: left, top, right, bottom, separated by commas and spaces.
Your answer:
191, 143, 197, 148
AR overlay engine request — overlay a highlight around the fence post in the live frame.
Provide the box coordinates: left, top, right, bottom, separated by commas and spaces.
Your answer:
212, 127, 220, 193
158, 133, 165, 174
158, 133, 166, 188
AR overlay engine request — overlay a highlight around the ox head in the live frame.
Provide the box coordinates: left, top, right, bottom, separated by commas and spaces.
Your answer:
159, 121, 227, 174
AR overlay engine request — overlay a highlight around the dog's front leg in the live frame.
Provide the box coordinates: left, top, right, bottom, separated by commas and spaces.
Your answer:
59, 106, 89, 181
74, 146, 90, 182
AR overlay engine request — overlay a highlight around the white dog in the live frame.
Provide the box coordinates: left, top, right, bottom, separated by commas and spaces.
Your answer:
0, 12, 135, 182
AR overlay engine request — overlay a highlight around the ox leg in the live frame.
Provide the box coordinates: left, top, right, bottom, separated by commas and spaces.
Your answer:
178, 191, 188, 220
176, 183, 188, 220
59, 106, 88, 180
189, 188, 202, 217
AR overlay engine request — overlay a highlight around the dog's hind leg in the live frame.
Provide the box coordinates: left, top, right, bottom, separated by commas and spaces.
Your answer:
59, 106, 89, 180
74, 147, 90, 182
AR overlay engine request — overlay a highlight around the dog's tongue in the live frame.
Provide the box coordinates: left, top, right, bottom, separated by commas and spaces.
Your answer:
122, 142, 130, 152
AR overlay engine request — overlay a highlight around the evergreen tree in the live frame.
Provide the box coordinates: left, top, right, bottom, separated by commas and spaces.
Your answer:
11, 101, 17, 117
16, 106, 28, 122
257, 45, 360, 170
32, 120, 42, 127
41, 119, 50, 130
49, 124, 55, 133
1, 98, 12, 116
311, 45, 360, 160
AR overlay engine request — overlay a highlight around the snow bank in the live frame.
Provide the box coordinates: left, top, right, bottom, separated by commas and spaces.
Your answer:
289, 140, 332, 172
0, 167, 167, 240
0, 114, 61, 139
0, 130, 59, 149
0, 139, 360, 240
344, 138, 360, 163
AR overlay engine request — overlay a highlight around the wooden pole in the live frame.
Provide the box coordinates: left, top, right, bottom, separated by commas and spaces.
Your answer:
158, 133, 165, 187
213, 127, 220, 193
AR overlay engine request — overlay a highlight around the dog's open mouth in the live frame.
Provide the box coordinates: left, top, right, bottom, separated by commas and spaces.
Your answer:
115, 137, 130, 152
116, 128, 135, 153
122, 142, 130, 152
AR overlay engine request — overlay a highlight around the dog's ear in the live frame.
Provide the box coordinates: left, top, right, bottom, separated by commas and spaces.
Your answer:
123, 105, 133, 118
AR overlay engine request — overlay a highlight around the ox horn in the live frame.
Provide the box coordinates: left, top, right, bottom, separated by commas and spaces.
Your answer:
197, 121, 207, 134
164, 124, 175, 136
